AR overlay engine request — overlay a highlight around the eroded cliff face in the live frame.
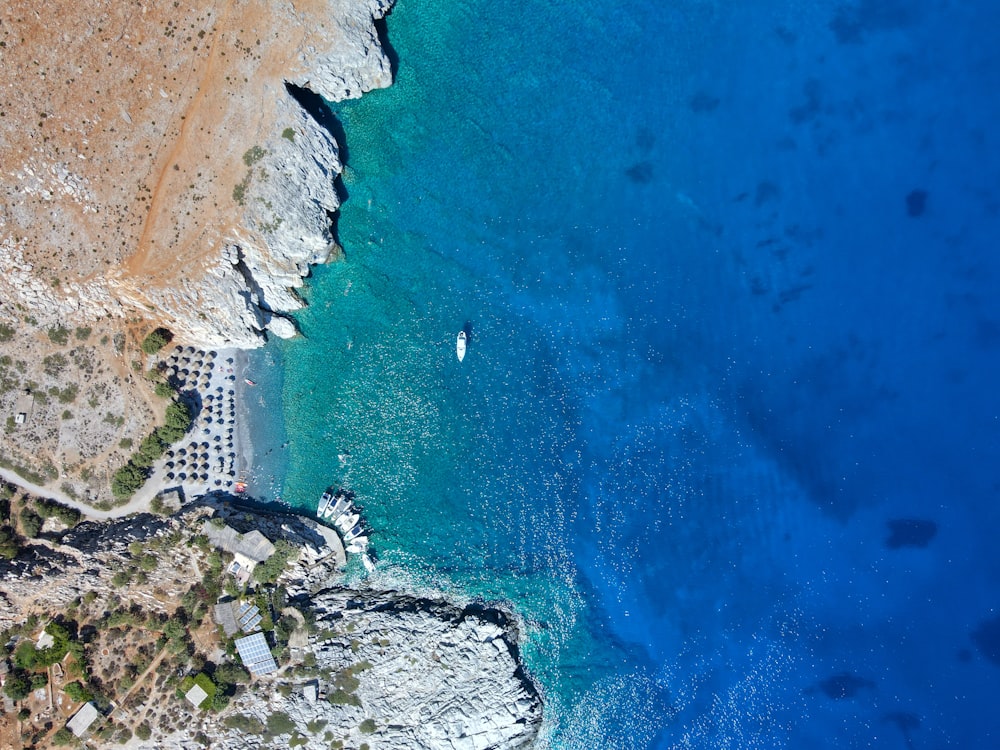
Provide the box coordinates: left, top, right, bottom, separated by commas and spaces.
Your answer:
0, 0, 393, 347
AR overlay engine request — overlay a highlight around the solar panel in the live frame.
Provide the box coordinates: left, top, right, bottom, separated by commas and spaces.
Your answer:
238, 605, 259, 625
238, 602, 251, 617
234, 632, 278, 676
242, 613, 262, 632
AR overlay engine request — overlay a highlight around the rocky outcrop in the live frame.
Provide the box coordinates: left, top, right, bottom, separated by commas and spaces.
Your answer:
0, 510, 208, 631
108, 0, 395, 348
187, 588, 543, 750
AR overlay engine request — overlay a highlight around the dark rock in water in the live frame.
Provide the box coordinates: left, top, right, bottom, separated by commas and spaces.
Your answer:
635, 127, 656, 153
971, 614, 1000, 666
906, 189, 928, 217
689, 91, 720, 113
883, 712, 920, 749
814, 672, 875, 700
625, 161, 654, 184
885, 518, 937, 549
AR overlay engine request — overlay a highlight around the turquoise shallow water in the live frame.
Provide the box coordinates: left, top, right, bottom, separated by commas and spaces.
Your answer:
245, 0, 1000, 746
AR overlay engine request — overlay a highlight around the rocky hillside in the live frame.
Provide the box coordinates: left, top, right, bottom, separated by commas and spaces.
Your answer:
0, 0, 393, 347
0, 502, 543, 749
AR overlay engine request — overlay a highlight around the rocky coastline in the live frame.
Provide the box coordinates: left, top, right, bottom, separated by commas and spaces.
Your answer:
0, 501, 543, 749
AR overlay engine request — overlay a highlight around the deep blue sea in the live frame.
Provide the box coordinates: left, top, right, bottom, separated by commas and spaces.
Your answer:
247, 0, 1000, 746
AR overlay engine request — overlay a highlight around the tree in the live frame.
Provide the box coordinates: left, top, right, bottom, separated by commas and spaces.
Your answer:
140, 328, 172, 355
0, 526, 19, 559
18, 508, 42, 538
13, 641, 39, 670
3, 670, 31, 700
52, 728, 75, 746
64, 681, 92, 703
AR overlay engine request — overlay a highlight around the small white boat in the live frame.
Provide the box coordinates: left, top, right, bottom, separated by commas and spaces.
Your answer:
344, 524, 365, 542
335, 512, 359, 532
244, 378, 257, 386
457, 331, 467, 362
362, 553, 376, 573
317, 490, 334, 516
346, 536, 369, 553
325, 495, 351, 519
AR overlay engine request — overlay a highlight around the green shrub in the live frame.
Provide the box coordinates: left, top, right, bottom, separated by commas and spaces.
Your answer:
243, 145, 266, 166
359, 719, 376, 734
0, 323, 14, 342
281, 127, 295, 142
47, 326, 70, 345
253, 539, 297, 583
154, 381, 174, 398
223, 714, 264, 734
140, 328, 172, 355
19, 507, 42, 538
74, 326, 92, 341
136, 723, 153, 741
52, 727, 75, 746
265, 711, 296, 738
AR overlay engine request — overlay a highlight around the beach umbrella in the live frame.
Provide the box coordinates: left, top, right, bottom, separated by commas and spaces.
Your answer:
166, 472, 175, 480
178, 472, 187, 481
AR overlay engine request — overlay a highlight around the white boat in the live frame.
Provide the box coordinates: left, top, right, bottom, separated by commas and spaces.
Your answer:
457, 331, 467, 362
344, 524, 364, 542
325, 495, 351, 519
317, 490, 334, 516
346, 536, 369, 553
335, 512, 359, 532
362, 553, 376, 573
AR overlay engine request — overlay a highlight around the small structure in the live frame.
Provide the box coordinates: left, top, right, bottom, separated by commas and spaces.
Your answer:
13, 390, 34, 426
184, 683, 209, 709
233, 632, 278, 677
203, 521, 276, 582
213, 599, 241, 637
214, 599, 263, 636
36, 630, 55, 650
67, 702, 100, 737
303, 681, 318, 703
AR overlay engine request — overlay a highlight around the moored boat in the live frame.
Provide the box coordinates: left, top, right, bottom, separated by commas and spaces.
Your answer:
457, 331, 467, 362
344, 524, 365, 542
335, 512, 359, 532
317, 489, 334, 516
325, 494, 351, 519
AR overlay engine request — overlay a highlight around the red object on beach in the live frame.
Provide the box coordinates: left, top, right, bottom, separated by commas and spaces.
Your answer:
234, 481, 247, 493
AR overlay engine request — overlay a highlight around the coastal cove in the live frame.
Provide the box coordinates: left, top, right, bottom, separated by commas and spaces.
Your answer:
253, 0, 1000, 747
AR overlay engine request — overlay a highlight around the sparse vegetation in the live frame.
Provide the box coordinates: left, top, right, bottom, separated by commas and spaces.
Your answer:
47, 326, 70, 345
281, 127, 295, 142
242, 145, 266, 166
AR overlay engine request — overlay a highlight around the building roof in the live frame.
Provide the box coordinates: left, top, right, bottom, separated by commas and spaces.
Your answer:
203, 522, 276, 563
185, 684, 209, 709
213, 600, 240, 637
67, 702, 100, 737
234, 632, 278, 677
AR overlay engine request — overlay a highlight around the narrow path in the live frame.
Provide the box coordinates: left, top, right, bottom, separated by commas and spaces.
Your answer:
114, 646, 168, 719
0, 467, 155, 522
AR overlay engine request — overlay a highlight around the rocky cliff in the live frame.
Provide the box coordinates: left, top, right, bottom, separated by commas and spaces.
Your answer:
0, 0, 394, 348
